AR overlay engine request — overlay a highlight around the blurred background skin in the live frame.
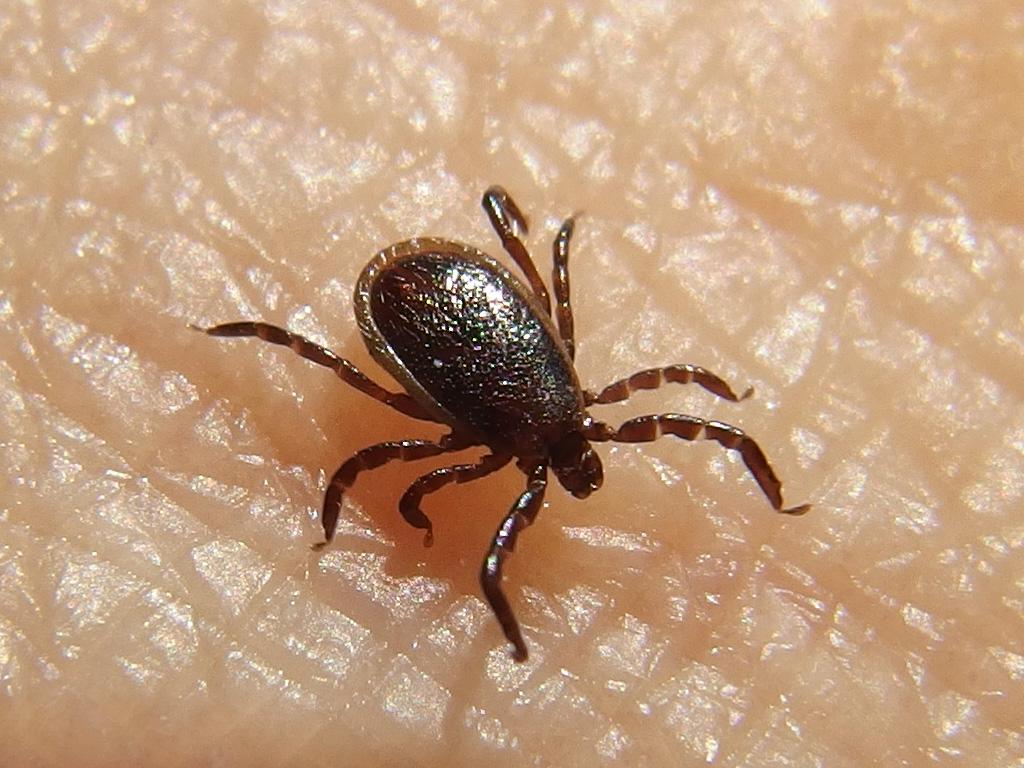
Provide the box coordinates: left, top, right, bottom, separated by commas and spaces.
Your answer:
1, 0, 1022, 765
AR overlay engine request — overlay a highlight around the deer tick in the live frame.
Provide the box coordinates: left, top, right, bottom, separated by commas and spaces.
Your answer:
195, 186, 809, 661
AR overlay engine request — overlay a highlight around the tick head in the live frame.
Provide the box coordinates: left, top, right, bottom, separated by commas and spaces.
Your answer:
550, 431, 603, 499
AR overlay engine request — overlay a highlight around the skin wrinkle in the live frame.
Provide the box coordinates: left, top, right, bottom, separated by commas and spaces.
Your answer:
1, 0, 1022, 765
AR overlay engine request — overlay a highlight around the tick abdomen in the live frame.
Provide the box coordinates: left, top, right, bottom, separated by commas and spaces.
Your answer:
359, 242, 584, 448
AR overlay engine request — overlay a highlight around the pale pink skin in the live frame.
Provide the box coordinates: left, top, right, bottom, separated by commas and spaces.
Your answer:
2, 1, 1021, 765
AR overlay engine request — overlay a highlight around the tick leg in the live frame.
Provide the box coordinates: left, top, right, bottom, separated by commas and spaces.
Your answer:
480, 462, 548, 662
399, 452, 512, 546
587, 365, 753, 406
192, 321, 437, 421
317, 436, 470, 547
584, 415, 810, 515
552, 216, 576, 359
482, 186, 552, 314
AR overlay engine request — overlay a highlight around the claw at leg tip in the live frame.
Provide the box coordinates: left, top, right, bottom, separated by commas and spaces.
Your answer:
782, 503, 811, 516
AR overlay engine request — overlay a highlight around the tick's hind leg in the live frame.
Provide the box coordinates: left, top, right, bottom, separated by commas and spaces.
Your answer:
399, 452, 512, 546
481, 186, 552, 314
480, 462, 548, 662
588, 365, 753, 406
584, 414, 809, 515
192, 321, 437, 421
551, 216, 577, 359
316, 436, 470, 548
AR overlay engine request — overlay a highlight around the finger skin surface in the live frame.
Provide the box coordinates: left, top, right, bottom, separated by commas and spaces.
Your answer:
2, 1, 1022, 766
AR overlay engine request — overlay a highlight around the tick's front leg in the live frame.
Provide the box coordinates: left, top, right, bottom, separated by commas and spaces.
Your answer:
480, 462, 548, 662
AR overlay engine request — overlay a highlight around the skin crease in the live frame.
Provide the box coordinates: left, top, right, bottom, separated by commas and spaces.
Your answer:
1, 0, 1023, 765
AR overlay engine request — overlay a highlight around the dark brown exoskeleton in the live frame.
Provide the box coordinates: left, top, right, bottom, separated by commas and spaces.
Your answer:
195, 186, 809, 662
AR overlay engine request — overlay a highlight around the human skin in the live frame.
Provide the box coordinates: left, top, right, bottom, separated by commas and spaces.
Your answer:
2, 0, 1022, 765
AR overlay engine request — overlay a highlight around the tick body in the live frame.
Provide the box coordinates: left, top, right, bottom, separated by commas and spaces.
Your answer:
355, 239, 584, 456
197, 186, 809, 662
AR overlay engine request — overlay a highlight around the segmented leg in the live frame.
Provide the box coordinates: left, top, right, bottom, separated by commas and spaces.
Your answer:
587, 365, 753, 406
193, 322, 438, 421
480, 462, 548, 662
481, 186, 552, 314
399, 452, 513, 546
583, 414, 809, 515
316, 437, 470, 547
552, 217, 576, 359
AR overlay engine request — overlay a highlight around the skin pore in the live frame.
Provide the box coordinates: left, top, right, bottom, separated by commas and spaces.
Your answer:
2, 1, 1021, 765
